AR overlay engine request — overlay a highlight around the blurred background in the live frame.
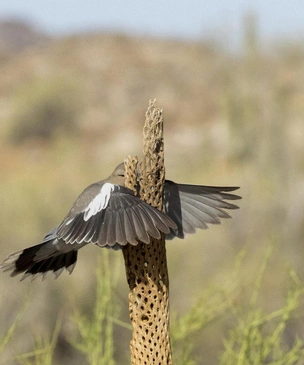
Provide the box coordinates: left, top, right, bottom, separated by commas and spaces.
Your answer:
1, 1, 304, 364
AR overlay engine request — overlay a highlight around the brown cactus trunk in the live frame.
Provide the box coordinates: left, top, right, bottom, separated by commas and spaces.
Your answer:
123, 100, 172, 364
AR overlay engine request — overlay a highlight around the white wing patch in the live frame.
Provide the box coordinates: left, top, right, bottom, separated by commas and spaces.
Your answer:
83, 183, 115, 221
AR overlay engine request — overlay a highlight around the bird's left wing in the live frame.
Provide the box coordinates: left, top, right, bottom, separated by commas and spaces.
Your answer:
57, 183, 177, 247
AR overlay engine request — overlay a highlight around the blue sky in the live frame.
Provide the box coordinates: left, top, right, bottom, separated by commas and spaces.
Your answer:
0, 1, 303, 47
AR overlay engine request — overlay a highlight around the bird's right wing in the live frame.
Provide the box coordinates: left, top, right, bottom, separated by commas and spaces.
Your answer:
163, 181, 241, 239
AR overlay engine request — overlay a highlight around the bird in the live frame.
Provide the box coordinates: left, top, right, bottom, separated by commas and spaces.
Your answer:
0, 162, 241, 281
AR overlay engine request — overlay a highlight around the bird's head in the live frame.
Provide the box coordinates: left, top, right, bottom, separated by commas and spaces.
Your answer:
112, 162, 125, 177
107, 162, 126, 186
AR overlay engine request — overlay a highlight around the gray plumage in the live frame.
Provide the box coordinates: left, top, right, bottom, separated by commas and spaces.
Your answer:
164, 181, 240, 239
0, 163, 241, 280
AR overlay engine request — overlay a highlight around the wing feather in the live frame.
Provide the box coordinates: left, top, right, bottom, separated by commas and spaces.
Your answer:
164, 180, 241, 239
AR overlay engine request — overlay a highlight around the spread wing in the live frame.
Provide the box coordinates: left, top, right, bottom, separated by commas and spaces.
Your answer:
57, 183, 177, 247
163, 180, 241, 239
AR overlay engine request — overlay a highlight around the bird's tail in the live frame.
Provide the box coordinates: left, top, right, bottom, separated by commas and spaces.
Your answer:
0, 242, 78, 281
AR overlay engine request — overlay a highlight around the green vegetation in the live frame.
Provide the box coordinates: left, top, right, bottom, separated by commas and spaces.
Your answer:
220, 248, 304, 365
16, 319, 61, 365
68, 251, 117, 365
0, 301, 29, 359
1, 247, 304, 364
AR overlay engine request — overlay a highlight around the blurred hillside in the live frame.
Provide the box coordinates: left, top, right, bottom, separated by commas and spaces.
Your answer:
0, 19, 50, 58
1, 19, 304, 364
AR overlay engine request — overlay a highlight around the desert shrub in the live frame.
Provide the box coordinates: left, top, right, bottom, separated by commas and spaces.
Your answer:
9, 77, 82, 144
